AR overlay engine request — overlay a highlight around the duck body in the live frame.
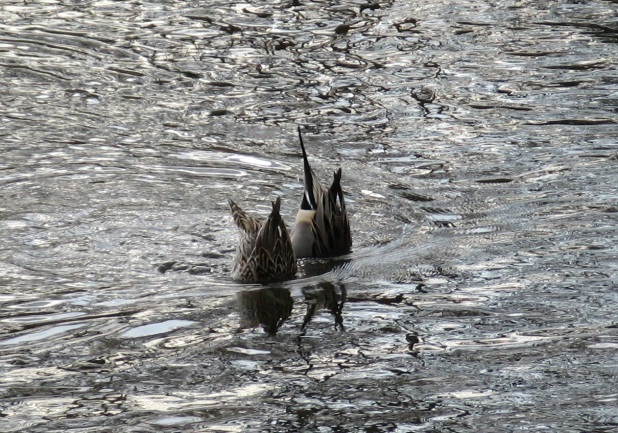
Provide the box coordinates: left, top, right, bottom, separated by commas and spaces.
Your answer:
291, 127, 352, 258
229, 197, 297, 283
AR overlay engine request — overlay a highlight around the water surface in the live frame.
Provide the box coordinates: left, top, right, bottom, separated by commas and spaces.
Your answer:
1, 0, 617, 432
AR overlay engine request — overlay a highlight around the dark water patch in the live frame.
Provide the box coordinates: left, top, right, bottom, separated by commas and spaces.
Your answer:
537, 20, 618, 43
474, 177, 514, 184
398, 190, 435, 202
544, 59, 609, 70
527, 118, 616, 125
469, 103, 534, 111
505, 50, 557, 57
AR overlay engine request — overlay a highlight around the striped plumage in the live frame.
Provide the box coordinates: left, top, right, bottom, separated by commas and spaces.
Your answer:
291, 127, 352, 258
229, 197, 297, 283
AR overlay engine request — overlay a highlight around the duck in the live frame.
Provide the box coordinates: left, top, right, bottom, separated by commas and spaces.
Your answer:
291, 127, 352, 258
228, 197, 297, 283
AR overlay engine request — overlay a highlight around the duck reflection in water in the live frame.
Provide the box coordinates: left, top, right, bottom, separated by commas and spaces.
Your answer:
236, 287, 294, 335
235, 282, 346, 335
301, 282, 346, 332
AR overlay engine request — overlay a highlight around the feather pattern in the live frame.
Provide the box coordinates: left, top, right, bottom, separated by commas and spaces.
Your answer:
229, 197, 297, 283
291, 127, 352, 258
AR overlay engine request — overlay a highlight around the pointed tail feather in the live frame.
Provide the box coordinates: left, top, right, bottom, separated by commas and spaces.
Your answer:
264, 197, 282, 243
254, 197, 297, 279
271, 196, 282, 217
298, 126, 320, 211
329, 168, 352, 254
328, 168, 345, 214
228, 198, 261, 234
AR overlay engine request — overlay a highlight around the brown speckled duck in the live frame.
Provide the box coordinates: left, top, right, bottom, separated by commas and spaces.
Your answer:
228, 197, 297, 283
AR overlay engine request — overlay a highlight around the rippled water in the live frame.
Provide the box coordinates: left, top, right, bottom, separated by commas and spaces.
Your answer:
1, 0, 617, 431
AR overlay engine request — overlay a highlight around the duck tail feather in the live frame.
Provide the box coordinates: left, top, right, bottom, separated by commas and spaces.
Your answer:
298, 126, 319, 210
228, 198, 261, 234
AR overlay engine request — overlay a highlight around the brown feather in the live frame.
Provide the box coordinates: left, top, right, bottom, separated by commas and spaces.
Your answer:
229, 198, 297, 283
